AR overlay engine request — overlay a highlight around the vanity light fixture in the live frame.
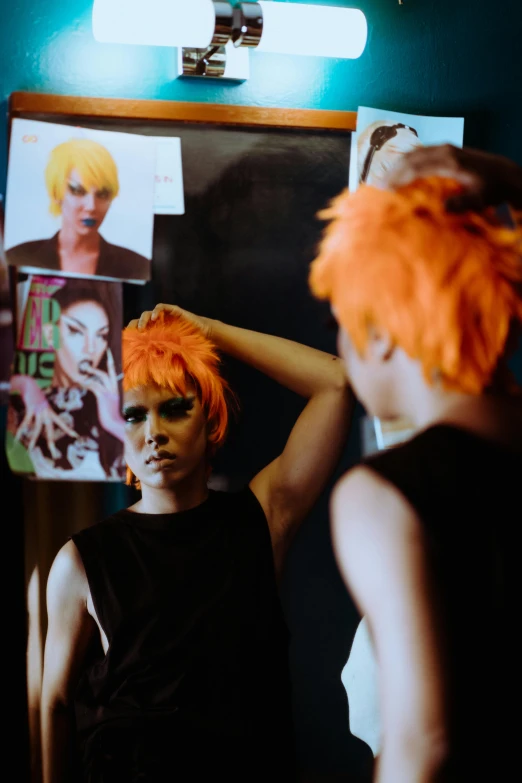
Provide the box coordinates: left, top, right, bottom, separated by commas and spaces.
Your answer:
92, 0, 368, 80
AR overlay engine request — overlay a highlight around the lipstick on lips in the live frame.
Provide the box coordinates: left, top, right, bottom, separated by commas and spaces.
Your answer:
146, 451, 176, 467
81, 218, 97, 228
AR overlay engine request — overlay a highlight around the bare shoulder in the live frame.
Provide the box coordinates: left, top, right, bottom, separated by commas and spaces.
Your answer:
330, 466, 426, 617
330, 465, 421, 548
331, 465, 386, 504
331, 465, 412, 521
47, 540, 88, 607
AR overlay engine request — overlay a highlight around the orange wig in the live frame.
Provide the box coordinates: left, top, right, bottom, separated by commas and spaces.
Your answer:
122, 312, 234, 485
309, 177, 522, 394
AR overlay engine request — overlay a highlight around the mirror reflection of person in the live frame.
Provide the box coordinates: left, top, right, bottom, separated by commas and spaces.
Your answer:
8, 278, 125, 480
310, 145, 522, 782
39, 305, 353, 782
7, 138, 150, 281
357, 119, 423, 187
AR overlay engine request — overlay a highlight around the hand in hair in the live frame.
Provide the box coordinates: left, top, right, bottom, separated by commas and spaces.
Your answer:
128, 303, 214, 339
383, 144, 522, 213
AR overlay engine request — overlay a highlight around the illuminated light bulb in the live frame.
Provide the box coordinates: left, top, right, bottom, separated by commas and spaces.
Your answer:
92, 0, 216, 48
256, 2, 368, 59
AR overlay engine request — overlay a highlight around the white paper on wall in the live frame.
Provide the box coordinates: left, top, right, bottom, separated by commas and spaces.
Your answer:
152, 137, 185, 215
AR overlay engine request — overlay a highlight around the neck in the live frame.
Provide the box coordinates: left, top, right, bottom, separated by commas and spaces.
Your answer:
384, 352, 471, 430
393, 359, 522, 442
418, 393, 474, 430
58, 225, 101, 254
414, 388, 522, 443
133, 466, 210, 514
405, 382, 472, 431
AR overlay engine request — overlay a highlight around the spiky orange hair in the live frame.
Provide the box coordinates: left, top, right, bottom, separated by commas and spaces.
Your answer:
309, 177, 522, 394
122, 312, 234, 485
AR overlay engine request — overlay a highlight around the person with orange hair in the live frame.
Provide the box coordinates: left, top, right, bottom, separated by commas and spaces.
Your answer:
40, 304, 352, 782
309, 145, 522, 782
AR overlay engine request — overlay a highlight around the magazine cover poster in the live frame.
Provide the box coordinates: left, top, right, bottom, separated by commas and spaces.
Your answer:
0, 196, 14, 405
4, 118, 155, 283
6, 274, 126, 481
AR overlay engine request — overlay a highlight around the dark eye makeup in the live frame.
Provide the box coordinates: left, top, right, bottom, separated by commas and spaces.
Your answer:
123, 396, 195, 424
122, 406, 146, 424
159, 397, 195, 416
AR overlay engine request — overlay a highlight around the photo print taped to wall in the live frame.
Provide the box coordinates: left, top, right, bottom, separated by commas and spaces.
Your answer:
4, 118, 156, 283
349, 105, 465, 192
6, 274, 126, 481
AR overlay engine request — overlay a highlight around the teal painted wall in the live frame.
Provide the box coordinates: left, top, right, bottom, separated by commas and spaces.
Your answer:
2, 0, 522, 195
2, 1, 521, 777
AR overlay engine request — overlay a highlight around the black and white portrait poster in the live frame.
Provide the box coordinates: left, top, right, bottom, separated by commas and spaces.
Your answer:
349, 105, 464, 192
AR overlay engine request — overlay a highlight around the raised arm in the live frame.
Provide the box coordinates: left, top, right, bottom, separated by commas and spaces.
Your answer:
237, 324, 352, 571
130, 304, 353, 574
41, 541, 97, 783
331, 467, 449, 783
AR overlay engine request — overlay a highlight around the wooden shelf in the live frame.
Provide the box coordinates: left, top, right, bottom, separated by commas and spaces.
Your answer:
9, 92, 357, 132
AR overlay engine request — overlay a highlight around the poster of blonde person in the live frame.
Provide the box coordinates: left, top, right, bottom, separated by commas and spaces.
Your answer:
349, 105, 464, 192
4, 119, 155, 283
6, 274, 126, 481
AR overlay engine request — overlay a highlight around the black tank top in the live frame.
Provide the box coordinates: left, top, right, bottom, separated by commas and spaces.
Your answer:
364, 423, 519, 778
71, 487, 296, 782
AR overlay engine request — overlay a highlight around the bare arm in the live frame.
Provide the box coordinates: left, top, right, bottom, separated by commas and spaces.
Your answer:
212, 319, 352, 570
240, 335, 353, 571
131, 304, 353, 574
331, 467, 449, 783
41, 541, 97, 783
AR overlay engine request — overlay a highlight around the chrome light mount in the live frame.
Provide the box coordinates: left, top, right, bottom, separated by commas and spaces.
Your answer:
178, 1, 263, 80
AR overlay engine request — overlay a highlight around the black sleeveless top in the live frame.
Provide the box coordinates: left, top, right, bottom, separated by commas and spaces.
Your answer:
364, 424, 519, 778
71, 487, 296, 782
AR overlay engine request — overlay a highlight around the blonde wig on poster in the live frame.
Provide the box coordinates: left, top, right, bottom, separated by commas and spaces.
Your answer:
45, 138, 120, 217
309, 177, 522, 395
122, 312, 234, 487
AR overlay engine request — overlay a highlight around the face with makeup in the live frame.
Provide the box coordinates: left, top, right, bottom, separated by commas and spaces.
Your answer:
59, 168, 113, 237
123, 382, 209, 490
46, 300, 110, 386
